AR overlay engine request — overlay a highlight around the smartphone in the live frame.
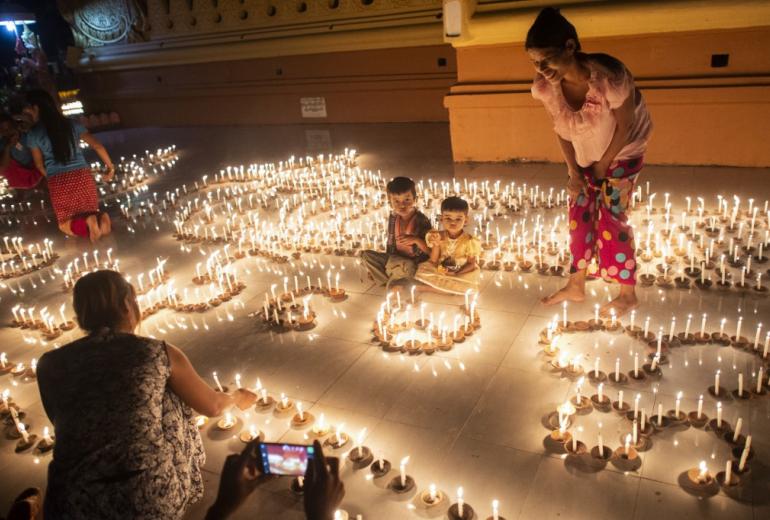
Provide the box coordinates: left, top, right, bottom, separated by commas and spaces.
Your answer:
258, 442, 314, 476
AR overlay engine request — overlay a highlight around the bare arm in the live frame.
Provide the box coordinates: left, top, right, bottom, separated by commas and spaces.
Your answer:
595, 90, 636, 178
557, 136, 581, 175
429, 242, 441, 265
30, 147, 46, 176
80, 131, 114, 176
167, 343, 235, 417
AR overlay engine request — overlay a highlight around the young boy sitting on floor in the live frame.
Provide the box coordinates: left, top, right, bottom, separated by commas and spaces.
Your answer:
361, 176, 432, 289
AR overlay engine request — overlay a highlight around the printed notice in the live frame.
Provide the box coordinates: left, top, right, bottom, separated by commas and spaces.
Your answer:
300, 97, 327, 118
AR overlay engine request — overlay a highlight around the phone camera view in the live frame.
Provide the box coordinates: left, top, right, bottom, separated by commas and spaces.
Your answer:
260, 443, 314, 476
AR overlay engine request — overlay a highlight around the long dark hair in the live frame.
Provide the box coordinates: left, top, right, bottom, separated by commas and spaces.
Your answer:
525, 7, 581, 51
25, 89, 75, 164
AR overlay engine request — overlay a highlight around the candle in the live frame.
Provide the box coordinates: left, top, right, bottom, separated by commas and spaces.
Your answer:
615, 358, 620, 380
754, 324, 763, 350
720, 318, 726, 337
618, 390, 624, 409
717, 402, 723, 427
733, 418, 743, 442
598, 383, 604, 403
738, 373, 744, 396
18, 422, 29, 443
457, 487, 464, 516
715, 370, 721, 394
634, 393, 640, 418
296, 402, 304, 421
657, 404, 663, 426
213, 371, 224, 392
562, 301, 567, 327
429, 483, 437, 502
684, 314, 692, 337
594, 357, 600, 377
668, 317, 676, 341
492, 499, 499, 520
698, 461, 708, 482
634, 353, 639, 378
630, 310, 636, 329
632, 419, 638, 445
736, 317, 743, 339
758, 367, 765, 393
643, 317, 650, 338
624, 434, 631, 455
697, 395, 703, 418
594, 304, 599, 323
738, 445, 750, 471
675, 391, 682, 417
355, 427, 367, 457
400, 456, 409, 487
235, 373, 241, 389
598, 432, 604, 454
700, 313, 707, 336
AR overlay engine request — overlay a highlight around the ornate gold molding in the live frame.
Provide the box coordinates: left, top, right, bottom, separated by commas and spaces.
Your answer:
65, 0, 449, 70
57, 0, 148, 47
448, 0, 770, 47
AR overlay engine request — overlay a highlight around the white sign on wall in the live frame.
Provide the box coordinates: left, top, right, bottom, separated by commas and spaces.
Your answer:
300, 97, 327, 118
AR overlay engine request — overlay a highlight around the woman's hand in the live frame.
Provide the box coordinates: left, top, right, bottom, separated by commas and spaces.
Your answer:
205, 440, 274, 520
567, 172, 586, 200
103, 165, 115, 182
590, 160, 610, 180
304, 440, 345, 520
232, 388, 257, 410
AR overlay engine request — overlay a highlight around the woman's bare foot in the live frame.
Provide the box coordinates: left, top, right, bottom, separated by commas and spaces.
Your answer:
541, 272, 587, 306
600, 287, 638, 318
85, 214, 101, 243
98, 212, 112, 236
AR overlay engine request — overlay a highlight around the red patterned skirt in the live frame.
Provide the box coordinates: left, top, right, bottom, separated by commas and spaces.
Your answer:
47, 168, 99, 224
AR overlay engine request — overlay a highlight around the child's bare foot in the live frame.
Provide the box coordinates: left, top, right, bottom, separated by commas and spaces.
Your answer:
86, 214, 101, 243
600, 288, 638, 318
98, 212, 112, 236
541, 279, 585, 305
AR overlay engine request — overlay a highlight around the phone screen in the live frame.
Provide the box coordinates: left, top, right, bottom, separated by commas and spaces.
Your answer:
259, 442, 314, 476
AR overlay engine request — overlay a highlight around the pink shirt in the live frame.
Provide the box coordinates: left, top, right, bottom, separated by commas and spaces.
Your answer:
532, 57, 652, 168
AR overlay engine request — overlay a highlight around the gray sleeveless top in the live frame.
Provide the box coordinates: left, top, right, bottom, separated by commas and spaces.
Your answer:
37, 329, 204, 519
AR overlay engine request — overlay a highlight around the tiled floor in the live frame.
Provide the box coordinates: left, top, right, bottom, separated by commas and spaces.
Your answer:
0, 123, 768, 520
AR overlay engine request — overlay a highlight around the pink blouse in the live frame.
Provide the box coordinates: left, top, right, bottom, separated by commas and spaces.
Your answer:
531, 57, 652, 168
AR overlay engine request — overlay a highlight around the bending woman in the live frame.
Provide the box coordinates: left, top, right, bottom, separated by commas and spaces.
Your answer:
527, 8, 652, 317
23, 89, 114, 241
37, 270, 256, 519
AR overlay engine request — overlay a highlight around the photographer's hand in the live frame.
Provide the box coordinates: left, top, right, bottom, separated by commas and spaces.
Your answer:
304, 440, 345, 520
205, 440, 275, 520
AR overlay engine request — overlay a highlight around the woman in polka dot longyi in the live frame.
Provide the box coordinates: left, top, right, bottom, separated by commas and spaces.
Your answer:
526, 8, 652, 316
